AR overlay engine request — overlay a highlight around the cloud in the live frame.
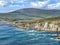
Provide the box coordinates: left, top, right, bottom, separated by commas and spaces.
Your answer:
0, 0, 50, 8
30, 0, 50, 8
48, 2, 60, 9
55, 0, 60, 2
0, 0, 27, 7
0, 0, 60, 12
30, 2, 45, 8
11, 0, 27, 4
10, 0, 28, 7
0, 0, 8, 7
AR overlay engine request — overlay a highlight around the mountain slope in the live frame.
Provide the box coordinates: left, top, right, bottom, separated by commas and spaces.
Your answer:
11, 8, 60, 18
0, 8, 60, 21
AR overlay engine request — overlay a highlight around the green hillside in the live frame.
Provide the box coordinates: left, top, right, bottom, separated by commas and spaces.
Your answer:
0, 8, 60, 21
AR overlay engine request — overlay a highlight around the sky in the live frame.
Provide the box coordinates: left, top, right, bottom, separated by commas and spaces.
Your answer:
0, 0, 60, 13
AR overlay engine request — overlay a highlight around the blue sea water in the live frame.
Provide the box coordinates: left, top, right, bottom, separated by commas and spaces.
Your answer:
0, 24, 59, 45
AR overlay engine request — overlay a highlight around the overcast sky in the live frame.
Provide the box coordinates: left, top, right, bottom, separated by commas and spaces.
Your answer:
0, 0, 60, 13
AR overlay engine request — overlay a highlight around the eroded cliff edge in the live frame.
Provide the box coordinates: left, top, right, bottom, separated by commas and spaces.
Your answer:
10, 17, 60, 32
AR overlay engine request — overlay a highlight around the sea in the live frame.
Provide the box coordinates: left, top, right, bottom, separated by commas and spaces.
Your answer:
0, 24, 59, 45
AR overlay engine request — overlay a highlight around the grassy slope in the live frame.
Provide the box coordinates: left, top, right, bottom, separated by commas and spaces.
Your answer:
0, 8, 60, 21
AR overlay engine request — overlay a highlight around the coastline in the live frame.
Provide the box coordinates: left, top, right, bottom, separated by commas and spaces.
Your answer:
0, 17, 60, 32
10, 20, 60, 32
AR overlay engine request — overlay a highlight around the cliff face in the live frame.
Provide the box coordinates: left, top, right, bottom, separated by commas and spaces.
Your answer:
0, 17, 60, 32
12, 17, 60, 32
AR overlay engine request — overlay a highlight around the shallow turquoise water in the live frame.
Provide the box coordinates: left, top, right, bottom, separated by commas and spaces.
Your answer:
0, 24, 59, 45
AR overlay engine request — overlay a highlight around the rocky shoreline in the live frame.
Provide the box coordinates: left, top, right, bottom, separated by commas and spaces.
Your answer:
11, 19, 60, 32
0, 17, 60, 32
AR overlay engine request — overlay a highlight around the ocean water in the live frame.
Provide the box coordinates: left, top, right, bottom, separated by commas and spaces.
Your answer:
0, 24, 59, 45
